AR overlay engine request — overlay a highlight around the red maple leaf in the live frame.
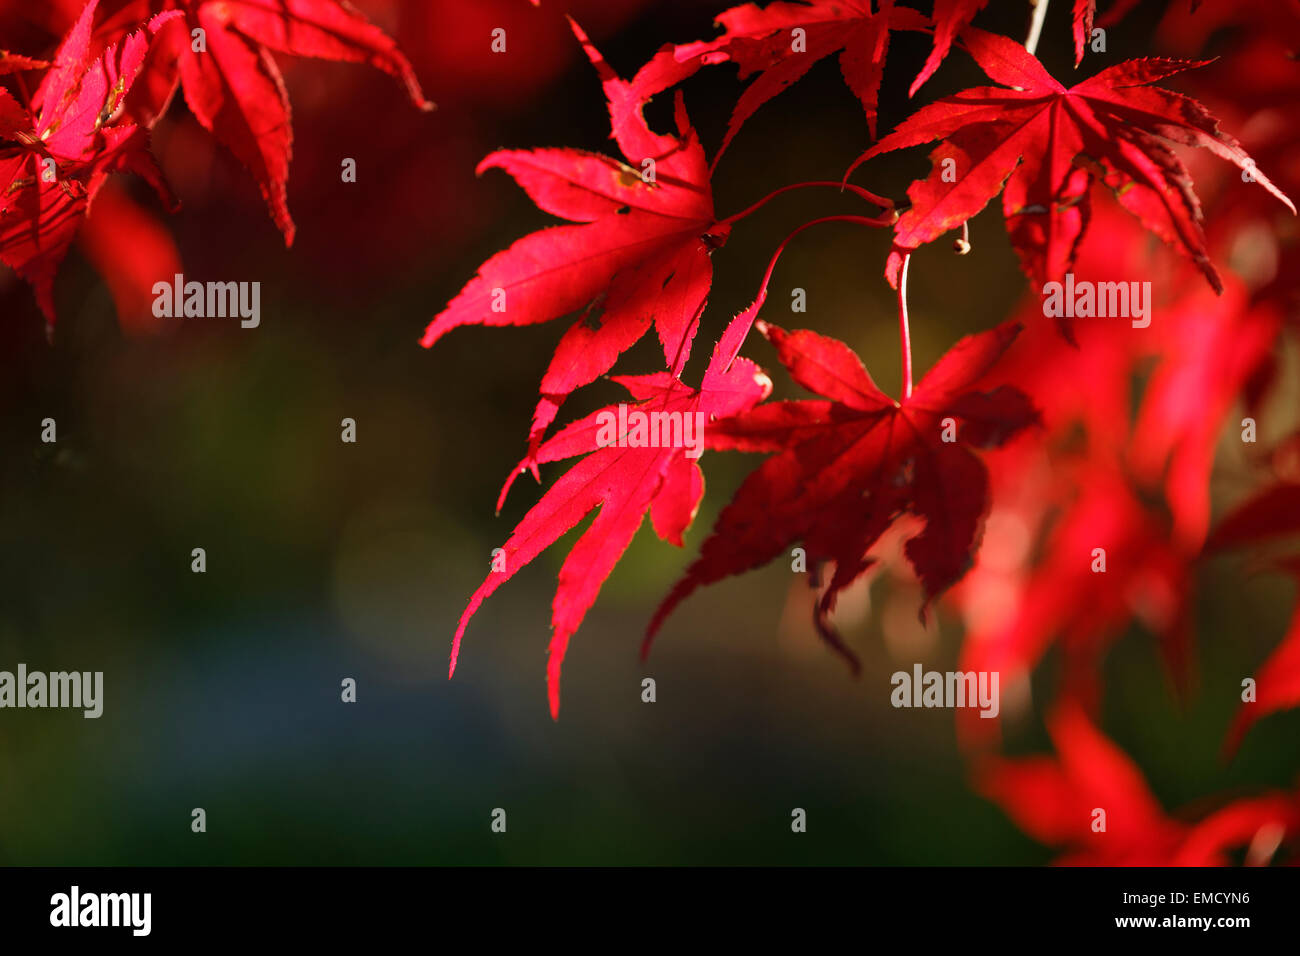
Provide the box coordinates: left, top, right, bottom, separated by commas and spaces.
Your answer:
77, 176, 182, 334
0, 49, 48, 74
959, 466, 1194, 746
918, 0, 1120, 89
423, 20, 890, 457
976, 698, 1300, 864
1072, 0, 1095, 67
631, 0, 927, 161
448, 308, 772, 719
1130, 284, 1283, 548
912, 0, 986, 95
952, 283, 1279, 743
848, 26, 1295, 291
647, 317, 1038, 668
422, 20, 728, 455
0, 0, 179, 326
976, 698, 1186, 863
99, 0, 433, 244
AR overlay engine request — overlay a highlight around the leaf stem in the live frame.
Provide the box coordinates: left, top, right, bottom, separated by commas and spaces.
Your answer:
954, 221, 971, 255
718, 181, 894, 229
1025, 0, 1050, 56
717, 214, 898, 374
897, 252, 913, 400
760, 215, 893, 291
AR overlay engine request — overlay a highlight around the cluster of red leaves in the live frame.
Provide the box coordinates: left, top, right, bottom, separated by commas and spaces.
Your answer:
945, 1, 1300, 863
8, 0, 1297, 865
976, 698, 1300, 865
850, 25, 1293, 290
426, 0, 1300, 864
0, 0, 430, 329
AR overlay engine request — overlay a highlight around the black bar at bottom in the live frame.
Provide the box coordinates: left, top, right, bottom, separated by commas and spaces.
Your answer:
0, 865, 1292, 941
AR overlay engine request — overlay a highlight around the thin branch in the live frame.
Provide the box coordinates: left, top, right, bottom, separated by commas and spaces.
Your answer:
897, 252, 913, 401
757, 215, 896, 294
713, 214, 898, 377
717, 180, 894, 229
1025, 0, 1051, 56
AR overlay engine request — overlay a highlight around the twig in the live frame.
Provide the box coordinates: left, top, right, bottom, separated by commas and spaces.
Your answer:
1025, 0, 1051, 56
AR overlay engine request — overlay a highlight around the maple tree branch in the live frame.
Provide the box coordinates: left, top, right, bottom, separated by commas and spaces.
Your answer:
717, 181, 894, 229
897, 252, 914, 400
1025, 0, 1050, 56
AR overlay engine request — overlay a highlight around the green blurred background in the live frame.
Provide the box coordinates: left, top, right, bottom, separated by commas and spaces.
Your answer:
1, 0, 1296, 865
